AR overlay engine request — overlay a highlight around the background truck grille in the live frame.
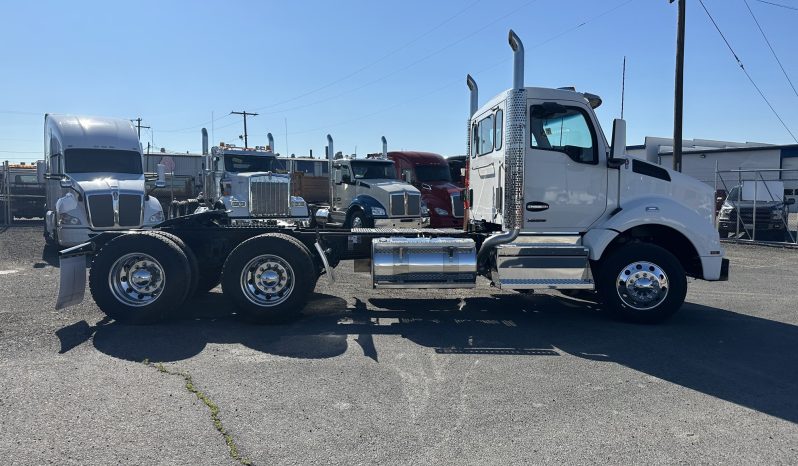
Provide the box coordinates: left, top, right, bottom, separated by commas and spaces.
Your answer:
390, 192, 421, 216
118, 194, 142, 226
727, 209, 775, 224
88, 194, 114, 227
451, 192, 464, 218
250, 177, 290, 217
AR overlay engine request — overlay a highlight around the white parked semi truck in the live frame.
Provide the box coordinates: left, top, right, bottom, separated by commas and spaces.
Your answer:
168, 130, 309, 224
55, 30, 727, 324
40, 115, 166, 247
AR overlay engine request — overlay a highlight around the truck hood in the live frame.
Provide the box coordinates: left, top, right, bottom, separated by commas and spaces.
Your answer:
357, 179, 420, 194
726, 200, 785, 210
231, 171, 290, 182
70, 174, 146, 195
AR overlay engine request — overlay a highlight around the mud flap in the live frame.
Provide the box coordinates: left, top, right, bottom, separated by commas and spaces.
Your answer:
56, 255, 87, 310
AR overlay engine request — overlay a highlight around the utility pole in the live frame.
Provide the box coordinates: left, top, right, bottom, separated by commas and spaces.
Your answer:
132, 117, 150, 140
231, 110, 258, 148
671, 0, 685, 172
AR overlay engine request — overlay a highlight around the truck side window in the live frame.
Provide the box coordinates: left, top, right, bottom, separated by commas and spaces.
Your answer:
495, 110, 503, 150
476, 115, 494, 156
529, 105, 597, 164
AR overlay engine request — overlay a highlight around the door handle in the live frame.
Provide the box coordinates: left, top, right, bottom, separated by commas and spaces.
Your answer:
526, 201, 550, 212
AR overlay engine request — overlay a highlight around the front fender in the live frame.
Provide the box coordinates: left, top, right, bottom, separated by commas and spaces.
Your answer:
350, 195, 386, 220
585, 196, 722, 261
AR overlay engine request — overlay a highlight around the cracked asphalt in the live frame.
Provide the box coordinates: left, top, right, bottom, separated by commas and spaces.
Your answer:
1, 223, 797, 464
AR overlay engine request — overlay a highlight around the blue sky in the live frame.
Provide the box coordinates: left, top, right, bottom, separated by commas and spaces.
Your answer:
1, 0, 797, 162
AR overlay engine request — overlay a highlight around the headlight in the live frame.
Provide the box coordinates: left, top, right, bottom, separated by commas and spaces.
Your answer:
771, 209, 784, 220
371, 206, 386, 217
58, 213, 81, 225
718, 206, 732, 219
290, 197, 307, 208
148, 211, 165, 223
434, 207, 449, 216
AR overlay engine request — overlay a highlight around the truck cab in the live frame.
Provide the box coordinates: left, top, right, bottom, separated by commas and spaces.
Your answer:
388, 151, 464, 228
328, 156, 427, 228
196, 140, 309, 223
41, 115, 165, 247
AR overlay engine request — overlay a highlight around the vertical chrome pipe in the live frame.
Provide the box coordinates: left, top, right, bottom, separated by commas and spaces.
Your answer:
327, 134, 334, 206
267, 132, 274, 151
381, 136, 387, 159
509, 29, 524, 90
467, 74, 478, 117
201, 128, 208, 155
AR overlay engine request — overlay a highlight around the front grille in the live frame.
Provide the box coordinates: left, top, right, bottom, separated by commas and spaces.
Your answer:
390, 194, 404, 216
390, 192, 421, 216
451, 192, 464, 218
728, 209, 774, 224
118, 194, 142, 226
250, 176, 290, 217
407, 193, 421, 216
88, 194, 114, 227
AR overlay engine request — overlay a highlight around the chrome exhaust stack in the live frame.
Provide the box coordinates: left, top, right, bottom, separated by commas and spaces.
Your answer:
381, 136, 387, 159
467, 74, 478, 117
327, 134, 334, 207
267, 132, 274, 151
477, 29, 526, 269
201, 128, 209, 155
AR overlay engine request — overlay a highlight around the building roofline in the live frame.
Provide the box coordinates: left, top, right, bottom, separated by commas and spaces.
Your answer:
659, 144, 798, 157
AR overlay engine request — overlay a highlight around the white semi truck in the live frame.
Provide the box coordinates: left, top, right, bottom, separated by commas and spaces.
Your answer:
39, 115, 166, 247
168, 130, 309, 224
55, 30, 727, 324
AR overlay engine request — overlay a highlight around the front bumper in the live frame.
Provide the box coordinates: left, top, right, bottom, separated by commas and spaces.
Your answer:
57, 225, 148, 247
718, 220, 784, 231
374, 217, 429, 228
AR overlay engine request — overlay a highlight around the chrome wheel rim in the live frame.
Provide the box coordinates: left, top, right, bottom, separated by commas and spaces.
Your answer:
616, 261, 669, 311
240, 254, 294, 307
351, 215, 363, 228
108, 253, 165, 307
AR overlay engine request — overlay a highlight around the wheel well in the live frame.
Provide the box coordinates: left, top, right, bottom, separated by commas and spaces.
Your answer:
601, 224, 703, 278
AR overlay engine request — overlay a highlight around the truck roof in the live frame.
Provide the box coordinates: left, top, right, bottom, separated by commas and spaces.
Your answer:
46, 114, 140, 152
472, 87, 598, 119
387, 151, 447, 165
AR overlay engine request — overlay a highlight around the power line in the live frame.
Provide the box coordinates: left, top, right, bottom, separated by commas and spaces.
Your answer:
744, 0, 798, 99
251, 0, 484, 113
755, 0, 798, 11
697, 0, 797, 143
285, 0, 639, 138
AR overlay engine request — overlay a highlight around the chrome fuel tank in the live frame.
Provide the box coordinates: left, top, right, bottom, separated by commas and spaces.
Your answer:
371, 237, 476, 288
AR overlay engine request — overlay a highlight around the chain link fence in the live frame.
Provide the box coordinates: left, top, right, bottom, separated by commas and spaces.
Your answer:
714, 167, 797, 245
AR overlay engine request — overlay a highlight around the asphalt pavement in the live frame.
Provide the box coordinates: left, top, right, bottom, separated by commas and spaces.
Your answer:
0, 223, 796, 465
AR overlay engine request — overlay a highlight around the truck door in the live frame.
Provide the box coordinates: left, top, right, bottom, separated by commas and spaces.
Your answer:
523, 100, 608, 232
468, 105, 505, 224
332, 163, 354, 213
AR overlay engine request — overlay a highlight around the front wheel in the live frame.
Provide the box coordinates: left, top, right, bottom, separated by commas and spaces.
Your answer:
596, 243, 687, 324
221, 233, 315, 323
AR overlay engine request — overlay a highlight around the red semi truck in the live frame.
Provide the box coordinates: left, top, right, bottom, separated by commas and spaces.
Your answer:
387, 151, 464, 228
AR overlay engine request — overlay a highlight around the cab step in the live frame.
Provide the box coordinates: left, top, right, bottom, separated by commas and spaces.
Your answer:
493, 237, 594, 290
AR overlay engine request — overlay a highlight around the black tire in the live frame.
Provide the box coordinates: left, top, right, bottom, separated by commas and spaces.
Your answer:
346, 210, 371, 228
596, 243, 687, 324
89, 232, 190, 324
149, 231, 198, 301
221, 233, 315, 324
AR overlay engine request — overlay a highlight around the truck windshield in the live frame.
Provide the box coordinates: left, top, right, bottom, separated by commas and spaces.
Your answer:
351, 161, 396, 179
415, 164, 452, 182
64, 149, 143, 174
224, 154, 275, 173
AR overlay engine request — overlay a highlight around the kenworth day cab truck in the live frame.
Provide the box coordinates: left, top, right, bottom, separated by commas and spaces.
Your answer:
168, 130, 309, 224
39, 115, 166, 247
55, 30, 728, 325
311, 136, 428, 229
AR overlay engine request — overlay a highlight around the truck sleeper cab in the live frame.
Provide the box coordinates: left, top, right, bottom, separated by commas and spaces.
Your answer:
55, 29, 728, 327
42, 115, 165, 247
388, 151, 464, 228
